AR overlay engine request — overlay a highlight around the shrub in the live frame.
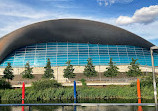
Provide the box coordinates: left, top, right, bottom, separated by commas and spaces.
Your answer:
21, 62, 34, 79
126, 58, 142, 77
3, 62, 14, 82
84, 58, 97, 78
0, 79, 11, 89
32, 79, 62, 91
63, 60, 75, 79
140, 74, 158, 87
80, 78, 87, 87
43, 58, 54, 78
104, 58, 119, 77
130, 73, 158, 88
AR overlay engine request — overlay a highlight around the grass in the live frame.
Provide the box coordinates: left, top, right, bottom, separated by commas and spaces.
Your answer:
0, 85, 156, 101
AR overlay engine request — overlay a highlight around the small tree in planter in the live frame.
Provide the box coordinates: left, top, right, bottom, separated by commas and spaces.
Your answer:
3, 62, 14, 82
63, 60, 75, 80
84, 58, 97, 80
42, 58, 54, 78
126, 58, 142, 77
104, 58, 119, 77
21, 62, 34, 79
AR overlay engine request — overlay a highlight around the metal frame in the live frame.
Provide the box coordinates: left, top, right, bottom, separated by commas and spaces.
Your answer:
0, 103, 156, 106
150, 46, 158, 109
1, 43, 158, 68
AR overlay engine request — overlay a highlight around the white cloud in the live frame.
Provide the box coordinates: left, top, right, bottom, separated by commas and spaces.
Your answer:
117, 20, 158, 40
116, 5, 158, 25
0, 1, 60, 37
0, 0, 158, 43
0, 1, 49, 19
0, 0, 116, 38
97, 0, 133, 6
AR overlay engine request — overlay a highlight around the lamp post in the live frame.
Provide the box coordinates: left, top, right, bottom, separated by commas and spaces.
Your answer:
150, 46, 158, 109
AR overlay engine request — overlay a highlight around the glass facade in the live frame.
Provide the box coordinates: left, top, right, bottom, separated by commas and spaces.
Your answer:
0, 42, 158, 67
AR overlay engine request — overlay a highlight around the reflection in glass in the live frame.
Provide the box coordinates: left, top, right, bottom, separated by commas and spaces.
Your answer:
0, 43, 158, 68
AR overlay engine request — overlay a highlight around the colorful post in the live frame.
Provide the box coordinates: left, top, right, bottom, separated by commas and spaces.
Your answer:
74, 81, 76, 101
137, 79, 143, 111
137, 79, 141, 103
22, 82, 25, 100
22, 82, 25, 111
22, 100, 24, 111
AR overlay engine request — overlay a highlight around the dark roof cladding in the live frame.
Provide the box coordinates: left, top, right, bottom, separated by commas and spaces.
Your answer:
0, 19, 154, 63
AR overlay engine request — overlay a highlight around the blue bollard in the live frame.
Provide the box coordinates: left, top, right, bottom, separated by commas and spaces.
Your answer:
74, 81, 76, 101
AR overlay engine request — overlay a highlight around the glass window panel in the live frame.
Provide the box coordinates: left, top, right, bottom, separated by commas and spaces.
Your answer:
15, 54, 25, 56
47, 52, 56, 55
68, 54, 78, 57
108, 45, 117, 48
37, 45, 46, 48
2, 42, 158, 67
68, 53, 78, 55
17, 48, 25, 51
47, 48, 56, 51
13, 62, 24, 66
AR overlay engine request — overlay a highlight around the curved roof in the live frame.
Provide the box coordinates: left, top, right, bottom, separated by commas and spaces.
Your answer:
0, 19, 154, 63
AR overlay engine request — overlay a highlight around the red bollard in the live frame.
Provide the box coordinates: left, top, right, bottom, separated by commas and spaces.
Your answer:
22, 82, 25, 111
22, 82, 25, 100
137, 79, 143, 111
22, 100, 24, 111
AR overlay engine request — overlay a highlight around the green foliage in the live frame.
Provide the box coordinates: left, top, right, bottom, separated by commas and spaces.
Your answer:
0, 86, 137, 101
32, 79, 62, 91
42, 58, 54, 78
24, 87, 73, 101
130, 72, 158, 88
3, 63, 14, 81
131, 73, 158, 88
21, 62, 34, 79
80, 78, 87, 87
77, 86, 137, 99
63, 60, 75, 79
84, 58, 97, 78
140, 74, 154, 87
0, 79, 11, 89
0, 88, 22, 100
126, 58, 142, 77
104, 58, 119, 77
0, 85, 157, 100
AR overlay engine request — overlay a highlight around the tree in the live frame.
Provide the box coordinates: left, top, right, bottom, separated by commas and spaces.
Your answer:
42, 58, 54, 78
3, 63, 14, 82
21, 62, 34, 79
63, 60, 75, 79
0, 78, 11, 89
83, 58, 97, 78
126, 58, 142, 77
104, 58, 119, 77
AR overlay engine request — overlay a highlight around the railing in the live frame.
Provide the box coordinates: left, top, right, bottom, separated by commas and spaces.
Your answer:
85, 78, 137, 83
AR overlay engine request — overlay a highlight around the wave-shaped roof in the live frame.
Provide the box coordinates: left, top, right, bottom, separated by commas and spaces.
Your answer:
0, 19, 154, 63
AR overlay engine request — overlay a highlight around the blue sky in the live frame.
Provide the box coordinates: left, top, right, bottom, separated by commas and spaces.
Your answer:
0, 0, 158, 45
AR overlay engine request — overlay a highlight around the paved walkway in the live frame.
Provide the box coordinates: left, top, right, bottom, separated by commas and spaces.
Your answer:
12, 82, 130, 87
63, 82, 130, 86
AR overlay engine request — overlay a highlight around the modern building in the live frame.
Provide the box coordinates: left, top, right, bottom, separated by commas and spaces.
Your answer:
0, 19, 157, 82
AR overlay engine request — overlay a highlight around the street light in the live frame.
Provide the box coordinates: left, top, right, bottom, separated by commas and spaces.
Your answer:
150, 46, 158, 109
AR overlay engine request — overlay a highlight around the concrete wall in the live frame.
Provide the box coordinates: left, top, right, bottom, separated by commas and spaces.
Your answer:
0, 65, 157, 83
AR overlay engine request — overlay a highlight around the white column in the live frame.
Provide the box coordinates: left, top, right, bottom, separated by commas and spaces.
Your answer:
150, 48, 157, 108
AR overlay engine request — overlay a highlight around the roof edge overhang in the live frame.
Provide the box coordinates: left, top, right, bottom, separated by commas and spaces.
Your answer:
0, 19, 155, 63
